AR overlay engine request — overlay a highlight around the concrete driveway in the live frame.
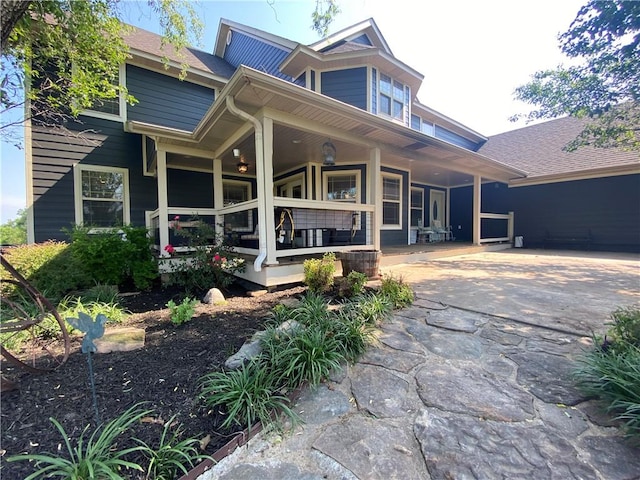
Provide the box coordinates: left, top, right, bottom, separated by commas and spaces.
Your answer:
197, 250, 640, 480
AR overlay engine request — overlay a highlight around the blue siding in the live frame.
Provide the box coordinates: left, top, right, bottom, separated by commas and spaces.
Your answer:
321, 68, 367, 110
31, 117, 156, 242
167, 169, 213, 208
127, 65, 214, 131
435, 125, 479, 151
224, 31, 292, 81
371, 68, 377, 114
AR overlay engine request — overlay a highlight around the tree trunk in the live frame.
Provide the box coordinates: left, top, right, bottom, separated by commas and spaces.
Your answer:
1, 0, 32, 51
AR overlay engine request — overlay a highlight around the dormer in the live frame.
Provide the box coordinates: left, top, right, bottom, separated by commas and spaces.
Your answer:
280, 19, 423, 126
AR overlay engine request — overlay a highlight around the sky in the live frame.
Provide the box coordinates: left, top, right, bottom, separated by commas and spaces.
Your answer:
0, 0, 586, 223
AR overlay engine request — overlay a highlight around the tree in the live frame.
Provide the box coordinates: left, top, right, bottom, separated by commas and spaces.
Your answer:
1, 0, 340, 147
0, 208, 27, 245
512, 0, 639, 151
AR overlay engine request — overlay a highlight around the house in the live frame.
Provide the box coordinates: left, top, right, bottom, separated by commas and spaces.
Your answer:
25, 18, 639, 288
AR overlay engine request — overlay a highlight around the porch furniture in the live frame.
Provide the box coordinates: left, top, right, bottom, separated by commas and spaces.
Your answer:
417, 228, 434, 243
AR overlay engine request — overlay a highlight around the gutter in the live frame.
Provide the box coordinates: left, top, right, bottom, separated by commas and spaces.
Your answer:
225, 96, 267, 272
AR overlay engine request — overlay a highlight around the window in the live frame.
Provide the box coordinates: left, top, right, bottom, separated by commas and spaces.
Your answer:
410, 114, 435, 136
411, 187, 424, 227
378, 73, 406, 122
82, 64, 125, 121
223, 181, 252, 231
74, 165, 129, 227
324, 172, 360, 202
382, 174, 402, 228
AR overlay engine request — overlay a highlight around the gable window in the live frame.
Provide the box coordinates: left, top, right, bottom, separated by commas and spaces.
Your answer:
324, 171, 360, 202
74, 165, 130, 228
382, 174, 402, 228
411, 187, 424, 227
81, 64, 126, 122
411, 114, 435, 136
223, 180, 252, 232
378, 74, 406, 122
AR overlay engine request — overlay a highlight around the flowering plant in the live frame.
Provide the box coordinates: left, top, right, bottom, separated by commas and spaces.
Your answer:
164, 244, 176, 255
165, 216, 245, 294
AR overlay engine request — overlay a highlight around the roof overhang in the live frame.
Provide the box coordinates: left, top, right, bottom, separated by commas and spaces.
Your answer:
126, 66, 526, 185
509, 163, 640, 187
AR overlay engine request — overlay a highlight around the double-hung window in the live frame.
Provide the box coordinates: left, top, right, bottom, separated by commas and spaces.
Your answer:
379, 74, 406, 122
324, 172, 359, 202
81, 64, 126, 122
382, 174, 402, 228
74, 165, 129, 227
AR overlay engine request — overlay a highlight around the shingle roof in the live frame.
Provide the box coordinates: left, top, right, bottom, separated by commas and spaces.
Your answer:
479, 116, 639, 178
124, 26, 236, 79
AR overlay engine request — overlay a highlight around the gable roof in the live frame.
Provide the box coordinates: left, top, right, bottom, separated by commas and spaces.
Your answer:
124, 26, 236, 81
309, 18, 391, 55
479, 116, 640, 184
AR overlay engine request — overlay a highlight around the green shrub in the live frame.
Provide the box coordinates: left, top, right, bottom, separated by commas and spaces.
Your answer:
606, 306, 640, 350
574, 340, 640, 439
58, 296, 126, 325
303, 252, 336, 293
7, 403, 152, 480
337, 271, 368, 298
350, 290, 393, 325
165, 217, 245, 295
68, 225, 158, 291
80, 283, 120, 304
135, 416, 211, 480
166, 297, 198, 325
333, 307, 377, 363
380, 274, 414, 309
199, 358, 296, 432
1, 241, 91, 302
288, 290, 331, 327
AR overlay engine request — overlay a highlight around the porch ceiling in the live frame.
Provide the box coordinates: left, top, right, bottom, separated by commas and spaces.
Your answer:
135, 66, 527, 187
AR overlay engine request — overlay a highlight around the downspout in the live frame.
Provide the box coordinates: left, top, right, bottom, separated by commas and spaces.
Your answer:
225, 96, 267, 272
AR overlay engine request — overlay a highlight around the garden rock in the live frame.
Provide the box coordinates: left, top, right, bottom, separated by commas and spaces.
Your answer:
203, 288, 226, 304
224, 320, 302, 370
94, 327, 145, 353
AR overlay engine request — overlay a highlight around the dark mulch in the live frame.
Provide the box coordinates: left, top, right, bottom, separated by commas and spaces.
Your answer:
0, 282, 305, 479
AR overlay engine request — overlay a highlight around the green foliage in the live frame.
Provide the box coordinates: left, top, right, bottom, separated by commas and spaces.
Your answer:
333, 306, 378, 363
1, 0, 204, 146
6, 403, 152, 480
311, 0, 341, 37
166, 297, 197, 326
606, 306, 640, 349
58, 295, 126, 325
0, 208, 27, 245
0, 241, 91, 303
512, 0, 639, 151
574, 340, 640, 439
165, 217, 245, 295
69, 225, 158, 291
348, 290, 393, 325
199, 358, 296, 432
337, 270, 368, 298
303, 252, 336, 293
80, 283, 120, 305
135, 416, 211, 480
287, 290, 331, 326
380, 274, 414, 309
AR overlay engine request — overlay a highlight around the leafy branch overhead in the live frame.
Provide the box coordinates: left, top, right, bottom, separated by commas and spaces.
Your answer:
512, 0, 639, 151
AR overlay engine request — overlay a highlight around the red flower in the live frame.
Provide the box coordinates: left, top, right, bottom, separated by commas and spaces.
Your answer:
214, 254, 221, 262
164, 244, 175, 255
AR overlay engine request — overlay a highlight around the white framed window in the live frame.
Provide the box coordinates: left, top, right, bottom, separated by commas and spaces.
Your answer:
410, 114, 435, 136
274, 173, 305, 199
74, 164, 130, 228
378, 73, 406, 122
81, 64, 126, 122
410, 187, 424, 227
223, 180, 252, 232
382, 173, 402, 229
323, 170, 361, 202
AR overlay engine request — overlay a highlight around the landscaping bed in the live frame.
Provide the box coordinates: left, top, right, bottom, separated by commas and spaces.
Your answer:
0, 283, 305, 479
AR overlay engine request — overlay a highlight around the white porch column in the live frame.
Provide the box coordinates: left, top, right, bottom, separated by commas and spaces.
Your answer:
368, 147, 381, 250
260, 116, 278, 265
157, 149, 170, 256
472, 174, 481, 245
213, 157, 223, 237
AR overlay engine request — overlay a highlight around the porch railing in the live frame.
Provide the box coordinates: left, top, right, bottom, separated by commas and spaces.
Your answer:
479, 211, 514, 244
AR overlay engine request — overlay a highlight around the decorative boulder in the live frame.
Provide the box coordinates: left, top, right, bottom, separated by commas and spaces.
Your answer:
203, 288, 226, 305
94, 327, 145, 354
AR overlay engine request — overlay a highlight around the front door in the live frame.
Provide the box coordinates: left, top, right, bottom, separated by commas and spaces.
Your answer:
429, 190, 445, 227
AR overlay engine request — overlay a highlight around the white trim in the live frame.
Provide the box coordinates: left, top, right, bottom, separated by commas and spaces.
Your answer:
80, 64, 126, 122
509, 165, 640, 187
127, 52, 227, 88
73, 164, 130, 227
381, 172, 402, 230
274, 172, 305, 198
222, 178, 254, 232
410, 186, 424, 228
25, 63, 35, 244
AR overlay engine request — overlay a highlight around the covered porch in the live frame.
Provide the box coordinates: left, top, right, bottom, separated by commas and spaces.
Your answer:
128, 67, 525, 287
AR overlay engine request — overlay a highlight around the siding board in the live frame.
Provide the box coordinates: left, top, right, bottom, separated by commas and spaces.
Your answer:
321, 68, 367, 111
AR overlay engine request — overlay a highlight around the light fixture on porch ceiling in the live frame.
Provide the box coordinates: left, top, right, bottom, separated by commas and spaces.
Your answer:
322, 140, 336, 166
233, 148, 249, 173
